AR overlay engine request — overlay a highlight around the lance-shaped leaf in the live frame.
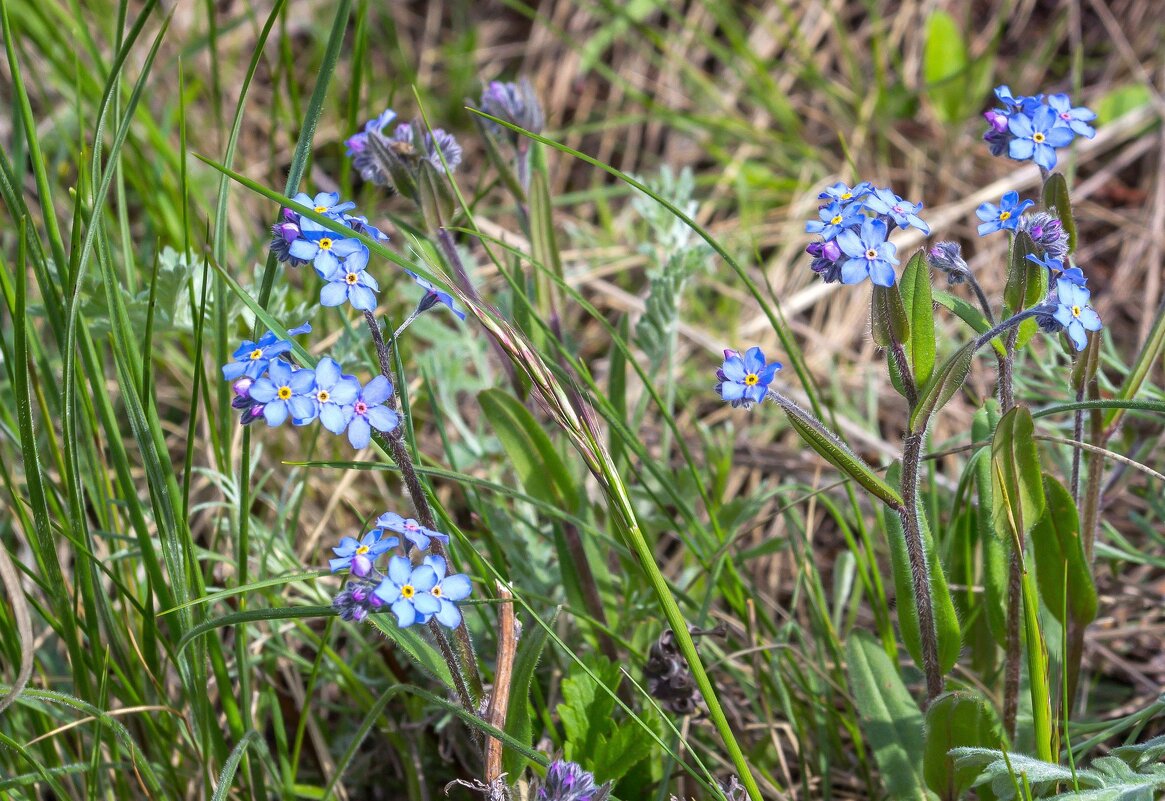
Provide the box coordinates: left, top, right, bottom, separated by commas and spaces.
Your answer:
924, 691, 1004, 801
478, 388, 580, 511
871, 282, 910, 349
1032, 473, 1097, 626
1003, 232, 1046, 350
990, 405, 1046, 547
884, 464, 962, 674
973, 402, 1008, 648
845, 631, 934, 801
900, 250, 937, 386
776, 395, 903, 508
1041, 172, 1078, 254
909, 340, 976, 433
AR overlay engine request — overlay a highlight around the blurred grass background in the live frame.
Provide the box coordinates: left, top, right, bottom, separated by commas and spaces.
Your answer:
1, 0, 1164, 799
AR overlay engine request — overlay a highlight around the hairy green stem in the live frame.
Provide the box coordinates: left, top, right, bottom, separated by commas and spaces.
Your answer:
966, 273, 996, 325
900, 432, 945, 703
362, 311, 485, 707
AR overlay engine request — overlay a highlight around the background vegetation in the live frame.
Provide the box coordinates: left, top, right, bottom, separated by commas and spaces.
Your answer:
1, 1, 1163, 799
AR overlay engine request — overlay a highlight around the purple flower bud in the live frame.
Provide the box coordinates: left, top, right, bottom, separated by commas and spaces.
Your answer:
350, 586, 368, 603
1018, 211, 1070, 261
351, 606, 367, 622
232, 377, 253, 399
983, 109, 1009, 133
368, 593, 384, 608
282, 207, 299, 223
983, 127, 1011, 157
722, 348, 739, 361
273, 222, 300, 244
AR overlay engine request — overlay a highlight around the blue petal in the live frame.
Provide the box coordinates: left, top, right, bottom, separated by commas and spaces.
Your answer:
361, 375, 393, 405
410, 565, 438, 592
348, 285, 378, 311
328, 557, 352, 573
434, 600, 462, 628
320, 282, 348, 307
869, 261, 897, 287
374, 578, 400, 603
366, 406, 399, 433
347, 416, 371, 449
1008, 138, 1035, 161
315, 357, 340, 388
248, 379, 277, 402
412, 593, 440, 614
263, 402, 289, 427
439, 574, 472, 601
391, 598, 417, 627
387, 555, 411, 585
840, 259, 870, 284
319, 403, 350, 434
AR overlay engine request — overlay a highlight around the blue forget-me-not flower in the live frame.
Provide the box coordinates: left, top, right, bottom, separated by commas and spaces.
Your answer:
976, 190, 1034, 236
716, 347, 781, 409
221, 322, 311, 381
319, 243, 379, 312
1048, 280, 1102, 351
342, 376, 400, 449
419, 554, 472, 628
805, 200, 864, 241
407, 271, 467, 320
312, 358, 362, 435
376, 511, 449, 551
247, 361, 317, 427
1008, 105, 1076, 171
836, 217, 899, 286
864, 187, 931, 234
330, 529, 398, 577
373, 556, 439, 628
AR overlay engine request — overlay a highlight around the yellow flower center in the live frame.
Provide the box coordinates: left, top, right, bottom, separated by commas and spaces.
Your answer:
744, 373, 759, 386
314, 205, 328, 213
841, 192, 852, 200
277, 386, 292, 400
1033, 132, 1045, 143
249, 348, 264, 360
317, 389, 330, 403
432, 586, 442, 598
400, 585, 415, 599
1071, 305, 1082, 317
345, 272, 359, 285
319, 237, 333, 250
830, 215, 843, 225
355, 544, 370, 555
999, 211, 1011, 221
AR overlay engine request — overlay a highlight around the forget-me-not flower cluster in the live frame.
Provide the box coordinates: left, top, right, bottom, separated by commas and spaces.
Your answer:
803, 181, 929, 287
983, 86, 1095, 171
327, 514, 471, 629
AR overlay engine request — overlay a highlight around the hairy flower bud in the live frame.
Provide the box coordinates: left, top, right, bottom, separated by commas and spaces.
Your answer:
479, 78, 544, 142
1018, 210, 1070, 261
927, 241, 971, 285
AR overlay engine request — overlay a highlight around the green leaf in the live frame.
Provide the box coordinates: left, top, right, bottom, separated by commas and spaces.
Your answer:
558, 657, 621, 762
845, 632, 934, 801
934, 290, 1007, 358
529, 168, 564, 324
1041, 172, 1078, 254
503, 608, 558, 778
593, 712, 658, 784
1003, 232, 1045, 350
900, 250, 936, 386
778, 399, 903, 508
973, 402, 1007, 648
910, 340, 976, 433
1032, 474, 1098, 626
924, 692, 1003, 801
478, 388, 580, 510
870, 282, 910, 349
990, 406, 1046, 548
923, 10, 970, 123
1094, 83, 1153, 124
884, 464, 962, 674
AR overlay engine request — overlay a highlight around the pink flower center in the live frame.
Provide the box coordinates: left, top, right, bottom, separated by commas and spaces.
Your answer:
354, 401, 368, 415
